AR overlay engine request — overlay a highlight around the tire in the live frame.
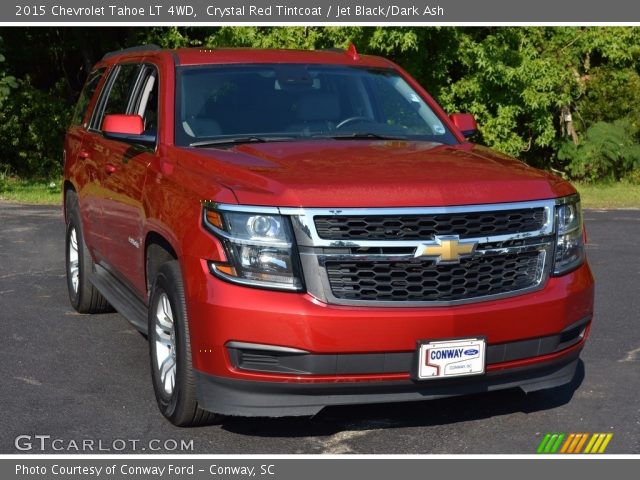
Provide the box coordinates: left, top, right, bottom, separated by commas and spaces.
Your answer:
148, 261, 218, 427
65, 192, 113, 314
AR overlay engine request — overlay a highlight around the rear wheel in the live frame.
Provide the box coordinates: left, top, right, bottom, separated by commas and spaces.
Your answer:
65, 192, 112, 313
148, 261, 218, 426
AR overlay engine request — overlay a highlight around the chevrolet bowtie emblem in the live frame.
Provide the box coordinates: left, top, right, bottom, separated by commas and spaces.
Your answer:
415, 235, 477, 263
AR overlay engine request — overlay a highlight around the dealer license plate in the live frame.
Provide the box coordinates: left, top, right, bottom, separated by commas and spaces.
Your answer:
417, 338, 486, 380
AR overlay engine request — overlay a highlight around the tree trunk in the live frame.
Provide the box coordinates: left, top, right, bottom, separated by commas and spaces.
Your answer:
561, 105, 579, 145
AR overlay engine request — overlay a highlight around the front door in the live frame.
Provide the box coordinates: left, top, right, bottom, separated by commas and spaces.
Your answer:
90, 62, 159, 298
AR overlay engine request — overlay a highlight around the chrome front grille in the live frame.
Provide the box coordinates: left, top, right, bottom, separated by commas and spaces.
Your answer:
314, 208, 545, 240
326, 250, 545, 302
283, 200, 557, 306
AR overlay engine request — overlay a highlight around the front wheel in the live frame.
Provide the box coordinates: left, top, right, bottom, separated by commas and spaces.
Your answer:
148, 261, 219, 427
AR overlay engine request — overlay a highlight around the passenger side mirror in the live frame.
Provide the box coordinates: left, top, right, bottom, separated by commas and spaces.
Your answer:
102, 114, 156, 147
449, 113, 478, 138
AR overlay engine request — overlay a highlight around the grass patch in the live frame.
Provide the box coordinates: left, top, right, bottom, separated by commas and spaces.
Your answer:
575, 181, 640, 209
0, 176, 62, 205
1, 174, 638, 209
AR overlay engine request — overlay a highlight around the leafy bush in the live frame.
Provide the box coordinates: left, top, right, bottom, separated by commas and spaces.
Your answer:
624, 168, 640, 185
0, 79, 71, 179
0, 36, 18, 108
558, 119, 640, 182
575, 67, 640, 127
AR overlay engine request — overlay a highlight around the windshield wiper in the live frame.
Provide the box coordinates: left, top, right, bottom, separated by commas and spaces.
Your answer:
189, 136, 296, 148
315, 132, 408, 141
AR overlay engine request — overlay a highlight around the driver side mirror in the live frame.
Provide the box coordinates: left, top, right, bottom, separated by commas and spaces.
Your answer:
102, 114, 156, 147
449, 113, 478, 138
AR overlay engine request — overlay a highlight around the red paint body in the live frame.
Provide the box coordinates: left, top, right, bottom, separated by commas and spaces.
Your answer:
64, 48, 594, 406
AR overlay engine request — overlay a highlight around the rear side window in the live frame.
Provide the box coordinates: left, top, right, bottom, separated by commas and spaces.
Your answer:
71, 68, 106, 127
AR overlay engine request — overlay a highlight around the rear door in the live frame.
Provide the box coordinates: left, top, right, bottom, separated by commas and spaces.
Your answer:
65, 67, 107, 253
87, 62, 158, 298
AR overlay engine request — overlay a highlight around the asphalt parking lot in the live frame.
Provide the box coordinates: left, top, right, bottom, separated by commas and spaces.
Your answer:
1, 202, 638, 454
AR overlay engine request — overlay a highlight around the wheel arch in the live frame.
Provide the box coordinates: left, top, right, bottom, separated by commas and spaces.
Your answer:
145, 231, 179, 297
63, 180, 78, 223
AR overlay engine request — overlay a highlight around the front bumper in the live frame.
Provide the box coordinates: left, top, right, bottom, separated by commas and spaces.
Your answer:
182, 254, 593, 415
195, 350, 583, 417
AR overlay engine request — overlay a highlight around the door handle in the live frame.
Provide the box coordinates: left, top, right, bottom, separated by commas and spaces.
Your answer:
78, 151, 90, 159
105, 163, 118, 174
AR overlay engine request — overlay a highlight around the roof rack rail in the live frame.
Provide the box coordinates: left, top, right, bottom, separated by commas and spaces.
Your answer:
102, 44, 161, 60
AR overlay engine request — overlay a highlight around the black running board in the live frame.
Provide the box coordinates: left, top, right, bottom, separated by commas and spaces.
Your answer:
89, 264, 149, 334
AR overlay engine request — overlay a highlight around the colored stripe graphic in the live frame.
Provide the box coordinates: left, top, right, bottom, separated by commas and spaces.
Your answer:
560, 433, 576, 453
559, 433, 589, 453
584, 433, 613, 454
537, 433, 565, 453
537, 434, 552, 453
597, 433, 614, 453
538, 433, 613, 454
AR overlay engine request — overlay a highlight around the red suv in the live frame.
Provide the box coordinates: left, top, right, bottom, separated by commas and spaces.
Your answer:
64, 45, 594, 426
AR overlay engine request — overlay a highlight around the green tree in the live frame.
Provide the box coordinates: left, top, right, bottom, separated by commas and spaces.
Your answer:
0, 35, 18, 109
3, 27, 640, 181
439, 28, 580, 165
575, 67, 640, 129
439, 27, 640, 176
0, 79, 71, 178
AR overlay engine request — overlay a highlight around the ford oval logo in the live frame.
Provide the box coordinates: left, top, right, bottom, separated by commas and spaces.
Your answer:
464, 349, 479, 356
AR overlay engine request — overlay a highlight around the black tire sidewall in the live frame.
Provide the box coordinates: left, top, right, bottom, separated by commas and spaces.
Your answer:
148, 264, 188, 422
65, 205, 84, 310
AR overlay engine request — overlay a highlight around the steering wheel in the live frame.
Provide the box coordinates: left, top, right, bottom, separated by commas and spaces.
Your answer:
335, 116, 375, 129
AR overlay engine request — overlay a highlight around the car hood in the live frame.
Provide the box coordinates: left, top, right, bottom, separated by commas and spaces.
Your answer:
178, 140, 575, 207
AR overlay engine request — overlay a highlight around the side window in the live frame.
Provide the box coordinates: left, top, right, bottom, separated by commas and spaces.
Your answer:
88, 62, 159, 147
133, 66, 159, 136
101, 63, 143, 120
89, 63, 142, 131
71, 68, 106, 127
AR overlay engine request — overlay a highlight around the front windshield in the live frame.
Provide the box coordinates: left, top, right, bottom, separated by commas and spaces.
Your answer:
175, 64, 458, 146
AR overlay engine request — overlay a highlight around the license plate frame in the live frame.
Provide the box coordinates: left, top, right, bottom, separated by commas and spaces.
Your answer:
416, 337, 486, 380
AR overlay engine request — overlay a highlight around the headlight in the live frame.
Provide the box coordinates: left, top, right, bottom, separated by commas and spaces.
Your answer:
553, 196, 585, 276
203, 205, 303, 291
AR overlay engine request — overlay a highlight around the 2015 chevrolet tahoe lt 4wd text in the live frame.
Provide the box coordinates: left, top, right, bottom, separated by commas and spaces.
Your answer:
63, 44, 594, 426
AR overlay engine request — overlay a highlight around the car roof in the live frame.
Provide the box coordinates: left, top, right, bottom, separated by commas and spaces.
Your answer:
98, 46, 396, 69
